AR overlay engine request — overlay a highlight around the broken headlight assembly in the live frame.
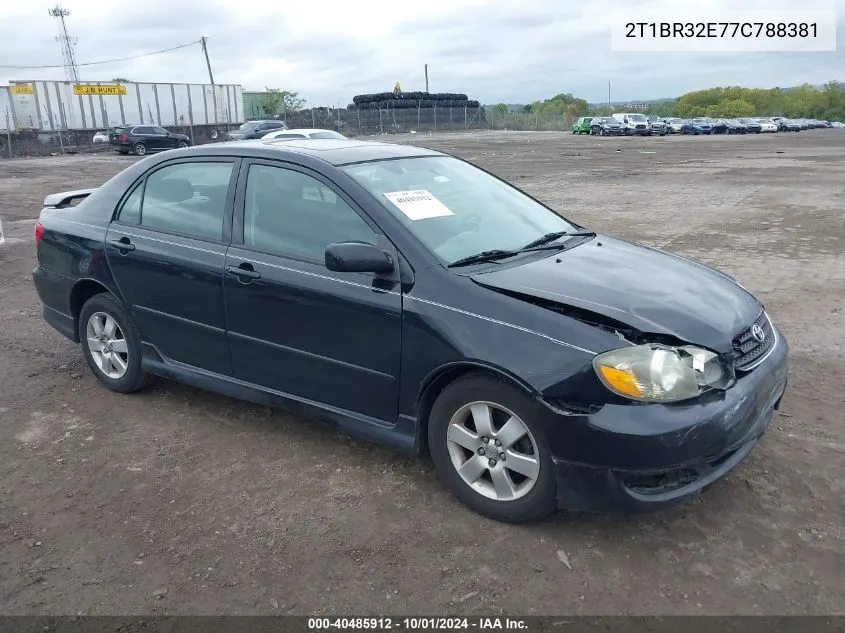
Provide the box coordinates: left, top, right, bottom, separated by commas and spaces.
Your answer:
592, 344, 735, 403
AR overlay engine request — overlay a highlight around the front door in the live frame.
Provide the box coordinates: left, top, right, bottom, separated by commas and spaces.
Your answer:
150, 126, 176, 149
223, 160, 402, 422
105, 157, 240, 374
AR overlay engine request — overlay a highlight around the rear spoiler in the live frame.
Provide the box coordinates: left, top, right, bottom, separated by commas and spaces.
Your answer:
42, 188, 98, 209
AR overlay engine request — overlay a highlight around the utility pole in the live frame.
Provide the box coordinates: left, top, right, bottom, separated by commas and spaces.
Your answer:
48, 5, 80, 83
200, 35, 218, 124
608, 81, 611, 110
425, 64, 429, 93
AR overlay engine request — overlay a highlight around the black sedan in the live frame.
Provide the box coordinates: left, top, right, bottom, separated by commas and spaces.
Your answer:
725, 119, 747, 134
109, 125, 191, 156
31, 139, 789, 523
709, 119, 728, 134
589, 117, 623, 135
738, 118, 762, 133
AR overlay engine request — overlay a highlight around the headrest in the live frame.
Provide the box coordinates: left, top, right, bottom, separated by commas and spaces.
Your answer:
153, 177, 194, 203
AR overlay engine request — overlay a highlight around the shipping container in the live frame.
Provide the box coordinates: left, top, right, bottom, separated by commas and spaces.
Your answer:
7, 80, 243, 132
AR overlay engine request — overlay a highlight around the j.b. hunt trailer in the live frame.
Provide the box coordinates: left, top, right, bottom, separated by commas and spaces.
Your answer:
5, 80, 243, 132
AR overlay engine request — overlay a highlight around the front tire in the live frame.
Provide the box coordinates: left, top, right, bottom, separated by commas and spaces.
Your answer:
79, 293, 150, 394
428, 374, 557, 523
177, 140, 188, 148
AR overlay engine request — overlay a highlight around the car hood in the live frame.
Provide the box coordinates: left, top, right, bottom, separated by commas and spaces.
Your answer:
469, 235, 762, 353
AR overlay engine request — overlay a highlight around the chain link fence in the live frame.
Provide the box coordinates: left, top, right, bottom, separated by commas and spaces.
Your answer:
276, 106, 577, 136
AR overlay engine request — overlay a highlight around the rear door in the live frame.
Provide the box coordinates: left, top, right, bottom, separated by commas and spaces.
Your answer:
223, 160, 403, 422
105, 157, 240, 374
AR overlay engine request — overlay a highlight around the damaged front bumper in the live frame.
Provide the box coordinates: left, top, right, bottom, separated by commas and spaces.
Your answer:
542, 325, 789, 513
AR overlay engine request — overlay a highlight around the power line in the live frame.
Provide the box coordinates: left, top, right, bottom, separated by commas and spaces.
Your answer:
0, 40, 200, 70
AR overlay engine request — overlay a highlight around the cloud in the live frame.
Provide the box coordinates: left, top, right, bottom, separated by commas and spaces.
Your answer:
1, 0, 842, 107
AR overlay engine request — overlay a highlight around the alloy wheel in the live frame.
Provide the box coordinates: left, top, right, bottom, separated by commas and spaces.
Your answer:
445, 401, 540, 502
85, 311, 129, 379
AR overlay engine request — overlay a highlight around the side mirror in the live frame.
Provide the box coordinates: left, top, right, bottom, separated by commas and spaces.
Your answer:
325, 242, 394, 274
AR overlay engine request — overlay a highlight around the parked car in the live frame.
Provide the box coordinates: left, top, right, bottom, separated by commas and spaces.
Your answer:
92, 130, 109, 144
781, 119, 802, 132
683, 119, 712, 135
663, 117, 684, 134
724, 119, 747, 134
571, 117, 593, 134
0, 216, 5, 247
645, 115, 668, 136
589, 117, 623, 136
261, 128, 348, 140
708, 119, 728, 135
31, 139, 789, 523
738, 118, 762, 133
109, 125, 191, 156
757, 119, 778, 133
225, 120, 287, 141
612, 113, 650, 135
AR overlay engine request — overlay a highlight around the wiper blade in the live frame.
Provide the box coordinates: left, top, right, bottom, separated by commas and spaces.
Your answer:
520, 230, 596, 250
521, 231, 570, 249
447, 249, 518, 268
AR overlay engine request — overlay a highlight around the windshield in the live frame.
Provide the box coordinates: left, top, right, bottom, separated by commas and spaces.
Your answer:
238, 122, 260, 131
309, 131, 347, 139
341, 156, 579, 265
627, 114, 646, 122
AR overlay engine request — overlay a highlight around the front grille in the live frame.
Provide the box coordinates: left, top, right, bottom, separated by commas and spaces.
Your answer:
733, 311, 775, 371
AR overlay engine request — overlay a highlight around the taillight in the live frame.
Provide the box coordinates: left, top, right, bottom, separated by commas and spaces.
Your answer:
35, 221, 44, 244
120, 135, 129, 142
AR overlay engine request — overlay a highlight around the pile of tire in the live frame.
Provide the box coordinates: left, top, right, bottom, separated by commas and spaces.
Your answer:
349, 99, 481, 110
352, 91, 470, 105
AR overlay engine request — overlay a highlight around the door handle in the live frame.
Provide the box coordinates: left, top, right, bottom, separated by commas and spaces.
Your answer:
226, 264, 261, 280
110, 237, 135, 252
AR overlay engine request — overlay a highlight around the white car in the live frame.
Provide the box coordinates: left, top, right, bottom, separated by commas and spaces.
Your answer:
663, 117, 684, 133
757, 119, 778, 133
261, 128, 348, 140
92, 130, 109, 143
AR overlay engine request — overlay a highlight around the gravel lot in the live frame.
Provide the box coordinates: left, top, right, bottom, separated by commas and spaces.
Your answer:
0, 131, 843, 615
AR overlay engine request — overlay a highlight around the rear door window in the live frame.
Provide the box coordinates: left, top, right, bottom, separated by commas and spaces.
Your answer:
117, 161, 235, 242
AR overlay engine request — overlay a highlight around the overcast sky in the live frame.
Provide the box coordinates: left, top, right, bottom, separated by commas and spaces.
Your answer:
0, 0, 842, 106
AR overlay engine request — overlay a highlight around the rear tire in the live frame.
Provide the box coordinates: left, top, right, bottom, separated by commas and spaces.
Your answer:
78, 293, 151, 394
428, 374, 557, 523
133, 142, 147, 156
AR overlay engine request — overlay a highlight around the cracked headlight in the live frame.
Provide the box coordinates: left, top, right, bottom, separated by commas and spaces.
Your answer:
592, 344, 734, 403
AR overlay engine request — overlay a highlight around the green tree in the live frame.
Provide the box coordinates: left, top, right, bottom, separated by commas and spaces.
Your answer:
488, 103, 510, 117
262, 88, 307, 116
531, 92, 589, 116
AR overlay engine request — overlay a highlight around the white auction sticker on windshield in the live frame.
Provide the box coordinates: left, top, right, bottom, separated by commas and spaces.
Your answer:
384, 190, 454, 220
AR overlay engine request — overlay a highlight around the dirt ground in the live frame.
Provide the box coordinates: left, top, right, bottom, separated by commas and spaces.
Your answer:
0, 131, 843, 616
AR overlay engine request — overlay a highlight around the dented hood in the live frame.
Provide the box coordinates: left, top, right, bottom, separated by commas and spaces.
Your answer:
469, 235, 762, 353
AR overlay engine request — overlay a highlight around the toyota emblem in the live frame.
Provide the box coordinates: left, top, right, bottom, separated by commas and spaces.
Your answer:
751, 324, 765, 343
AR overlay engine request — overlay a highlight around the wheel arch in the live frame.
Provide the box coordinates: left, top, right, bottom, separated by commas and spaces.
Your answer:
415, 361, 536, 454
69, 278, 117, 341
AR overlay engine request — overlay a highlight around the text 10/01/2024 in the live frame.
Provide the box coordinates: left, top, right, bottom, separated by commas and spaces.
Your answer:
308, 617, 529, 630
